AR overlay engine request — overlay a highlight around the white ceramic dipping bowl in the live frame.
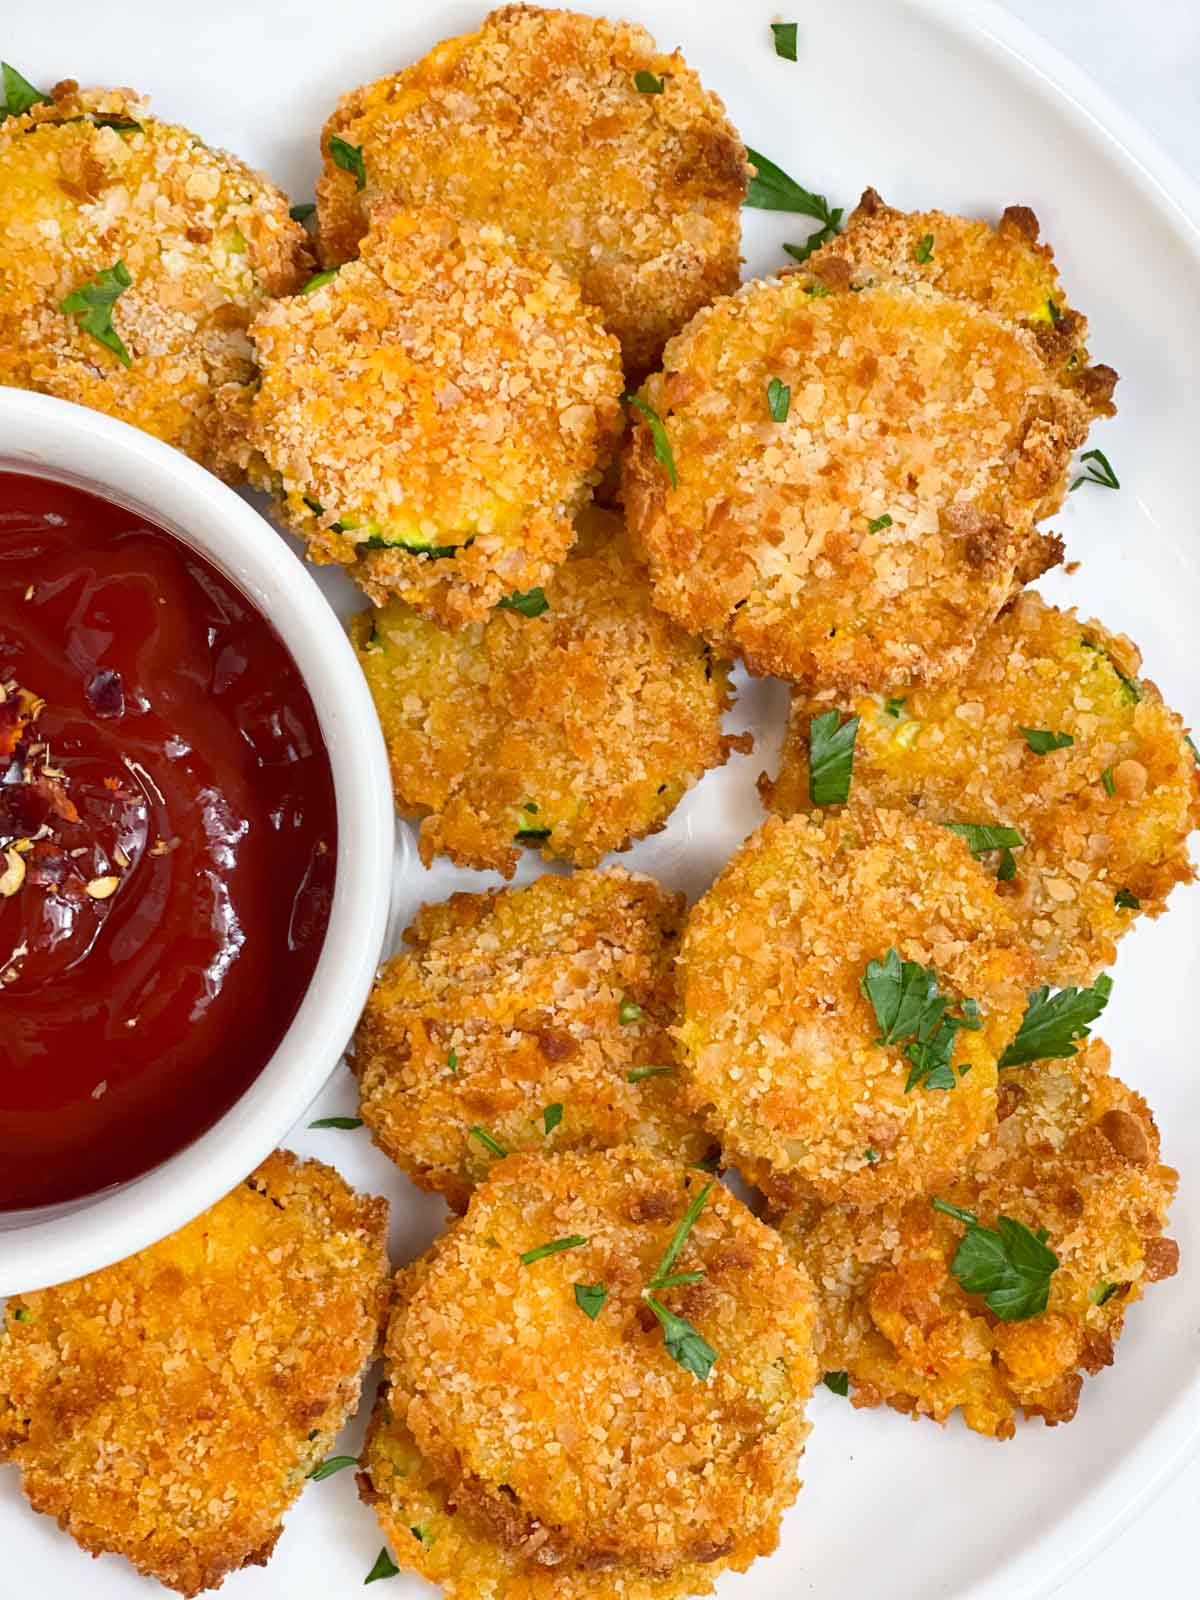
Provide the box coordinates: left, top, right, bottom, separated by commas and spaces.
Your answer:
0, 391, 394, 1295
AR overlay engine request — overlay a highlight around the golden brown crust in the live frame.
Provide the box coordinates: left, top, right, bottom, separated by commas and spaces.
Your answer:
351, 507, 746, 875
0, 1151, 390, 1595
761, 591, 1200, 984
0, 84, 312, 478
315, 4, 749, 376
676, 809, 1036, 1206
355, 867, 715, 1208
778, 1040, 1179, 1438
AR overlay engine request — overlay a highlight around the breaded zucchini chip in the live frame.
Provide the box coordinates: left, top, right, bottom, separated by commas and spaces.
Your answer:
622, 273, 1090, 691
229, 204, 622, 625
315, 5, 749, 377
778, 1039, 1179, 1439
355, 868, 714, 1209
0, 1151, 389, 1596
0, 81, 311, 477
676, 810, 1035, 1207
761, 592, 1200, 984
812, 188, 1118, 424
351, 507, 745, 875
359, 1148, 818, 1596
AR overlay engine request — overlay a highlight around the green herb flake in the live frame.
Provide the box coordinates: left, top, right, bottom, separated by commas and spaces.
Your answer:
782, 221, 840, 265
868, 513, 893, 533
645, 1296, 716, 1379
308, 1115, 363, 1130
1020, 727, 1074, 755
628, 1065, 675, 1083
1047, 298, 1063, 324
1, 62, 50, 120
884, 695, 906, 718
290, 202, 316, 223
634, 69, 664, 93
767, 376, 791, 423
1101, 766, 1116, 796
542, 1102, 563, 1136
514, 826, 551, 843
1185, 734, 1199, 766
860, 947, 982, 1094
1090, 1280, 1120, 1307
932, 1198, 1058, 1321
1114, 888, 1140, 910
520, 1234, 588, 1266
808, 709, 859, 807
447, 1048, 459, 1074
805, 280, 830, 298
618, 998, 643, 1025
60, 261, 133, 367
998, 974, 1113, 1068
575, 1282, 608, 1319
771, 21, 799, 60
944, 821, 1025, 861
1070, 448, 1120, 492
863, 1147, 881, 1164
497, 587, 549, 618
914, 232, 934, 263
364, 1547, 400, 1585
469, 1125, 508, 1159
10, 1305, 32, 1323
307, 1455, 357, 1481
996, 846, 1018, 882
744, 149, 843, 237
623, 392, 677, 488
301, 269, 338, 294
822, 1369, 850, 1396
1081, 639, 1140, 703
330, 135, 366, 191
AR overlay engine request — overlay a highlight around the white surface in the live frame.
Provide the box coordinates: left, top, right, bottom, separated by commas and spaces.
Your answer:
0, 394, 395, 1293
3, 1, 1200, 1597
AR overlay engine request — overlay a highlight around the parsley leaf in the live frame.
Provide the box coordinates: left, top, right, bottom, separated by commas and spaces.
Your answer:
944, 821, 1024, 859
307, 1455, 357, 1480
301, 269, 338, 295
309, 1115, 363, 1129
520, 1234, 588, 1266
745, 148, 843, 238
771, 21, 799, 60
782, 221, 840, 264
1, 62, 50, 120
364, 1547, 400, 1584
808, 710, 859, 806
868, 512, 893, 532
623, 393, 677, 488
1046, 298, 1063, 324
860, 948, 981, 1093
822, 1369, 850, 1396
1114, 888, 1140, 910
469, 1125, 507, 1158
914, 232, 934, 263
884, 695, 906, 717
649, 1182, 711, 1288
767, 376, 791, 422
618, 998, 643, 1025
1070, 448, 1119, 492
932, 1199, 1059, 1321
1081, 639, 1140, 703
514, 826, 551, 843
447, 1048, 459, 1074
542, 1102, 563, 1135
644, 1296, 716, 1380
634, 69, 664, 93
628, 1065, 675, 1082
497, 587, 549, 617
574, 1282, 608, 1319
60, 261, 133, 367
997, 975, 1113, 1068
1020, 727, 1074, 755
1090, 1280, 1120, 1307
330, 135, 366, 191
1101, 766, 1116, 796
290, 202, 316, 223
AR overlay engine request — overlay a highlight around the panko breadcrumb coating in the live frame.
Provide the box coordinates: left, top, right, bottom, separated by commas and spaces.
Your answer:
777, 1039, 1179, 1439
315, 5, 749, 377
622, 271, 1091, 692
355, 868, 715, 1209
359, 1148, 818, 1597
0, 81, 311, 477
0, 1150, 389, 1596
761, 591, 1200, 984
225, 203, 623, 626
810, 188, 1118, 428
676, 809, 1036, 1208
350, 507, 746, 876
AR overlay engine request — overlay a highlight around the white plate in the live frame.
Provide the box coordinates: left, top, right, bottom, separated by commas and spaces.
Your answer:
4, 2, 1199, 1597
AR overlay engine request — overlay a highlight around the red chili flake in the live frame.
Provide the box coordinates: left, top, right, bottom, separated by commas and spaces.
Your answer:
86, 670, 125, 719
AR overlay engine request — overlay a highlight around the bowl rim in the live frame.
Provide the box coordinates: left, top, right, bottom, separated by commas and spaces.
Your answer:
0, 389, 394, 1294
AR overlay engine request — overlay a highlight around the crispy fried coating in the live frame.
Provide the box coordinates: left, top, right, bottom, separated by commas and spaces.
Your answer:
777, 1039, 1179, 1439
0, 1151, 389, 1596
358, 1148, 818, 1596
621, 272, 1090, 692
230, 203, 622, 625
676, 809, 1036, 1208
812, 188, 1118, 424
355, 868, 714, 1209
0, 81, 311, 477
761, 591, 1200, 984
315, 5, 749, 377
351, 507, 745, 875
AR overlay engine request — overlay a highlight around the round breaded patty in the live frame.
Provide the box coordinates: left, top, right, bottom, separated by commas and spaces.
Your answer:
761, 591, 1200, 984
350, 507, 746, 876
228, 204, 623, 625
621, 272, 1091, 692
777, 1039, 1179, 1439
355, 868, 714, 1209
0, 81, 311, 478
676, 810, 1036, 1207
315, 5, 749, 377
809, 188, 1118, 428
0, 1151, 389, 1597
360, 1148, 817, 1589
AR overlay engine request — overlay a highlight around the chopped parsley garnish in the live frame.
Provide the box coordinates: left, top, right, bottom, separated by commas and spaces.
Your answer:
1090, 1280, 1120, 1307
514, 826, 551, 843
1020, 727, 1074, 755
60, 261, 133, 367
521, 1234, 588, 1266
822, 1369, 850, 1396
771, 21, 799, 60
998, 974, 1113, 1068
330, 135, 366, 191
1101, 766, 1116, 796
640, 1182, 717, 1379
447, 1048, 459, 1074
10, 1305, 31, 1323
867, 513, 893, 532
364, 1547, 400, 1585
863, 1147, 881, 1164
1047, 298, 1063, 324
884, 695, 906, 717
634, 69, 664, 93
290, 202, 316, 223
944, 821, 1023, 879
1186, 734, 1199, 766
782, 224, 840, 265
469, 1125, 507, 1158
307, 1455, 357, 1480
575, 1282, 608, 1319
542, 1102, 563, 1135
497, 587, 549, 617
1114, 888, 1140, 910
805, 280, 830, 298
619, 998, 643, 1024
1081, 639, 1140, 703
309, 1115, 363, 1129
1070, 448, 1119, 492
745, 148, 842, 239
932, 1199, 1058, 1321
808, 709, 859, 806
622, 393, 677, 488
767, 376, 791, 422
628, 1065, 675, 1082
1, 62, 50, 120
301, 269, 338, 294
914, 232, 934, 263
860, 948, 982, 1093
